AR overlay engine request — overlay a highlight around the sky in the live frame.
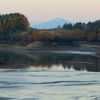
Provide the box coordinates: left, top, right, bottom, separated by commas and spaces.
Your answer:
0, 0, 100, 26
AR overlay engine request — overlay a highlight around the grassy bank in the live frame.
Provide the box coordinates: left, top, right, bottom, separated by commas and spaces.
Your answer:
0, 41, 100, 53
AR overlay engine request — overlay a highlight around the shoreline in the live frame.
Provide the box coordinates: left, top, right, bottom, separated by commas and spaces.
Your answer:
0, 42, 100, 57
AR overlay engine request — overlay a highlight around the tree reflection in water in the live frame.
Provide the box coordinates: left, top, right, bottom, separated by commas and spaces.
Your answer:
0, 51, 100, 72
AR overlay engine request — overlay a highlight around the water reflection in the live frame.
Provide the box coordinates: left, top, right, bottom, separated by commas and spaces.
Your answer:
0, 51, 100, 72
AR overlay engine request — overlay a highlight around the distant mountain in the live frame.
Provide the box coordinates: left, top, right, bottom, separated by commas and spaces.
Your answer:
32, 17, 74, 29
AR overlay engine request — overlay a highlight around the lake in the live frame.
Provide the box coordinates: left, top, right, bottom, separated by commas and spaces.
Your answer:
0, 51, 100, 100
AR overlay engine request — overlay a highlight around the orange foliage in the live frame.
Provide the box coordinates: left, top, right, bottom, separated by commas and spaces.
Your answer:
29, 30, 55, 41
46, 31, 55, 40
28, 34, 34, 41
87, 33, 96, 41
74, 29, 84, 40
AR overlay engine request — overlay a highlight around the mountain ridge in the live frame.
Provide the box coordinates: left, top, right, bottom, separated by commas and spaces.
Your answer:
32, 17, 74, 29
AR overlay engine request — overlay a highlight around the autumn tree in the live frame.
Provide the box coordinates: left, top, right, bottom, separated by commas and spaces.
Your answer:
86, 33, 97, 41
74, 29, 85, 40
0, 13, 30, 34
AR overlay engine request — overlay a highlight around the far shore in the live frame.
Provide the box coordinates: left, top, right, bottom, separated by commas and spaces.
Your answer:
0, 42, 100, 57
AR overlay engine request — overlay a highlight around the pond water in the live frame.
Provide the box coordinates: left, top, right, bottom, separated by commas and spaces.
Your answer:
0, 51, 100, 100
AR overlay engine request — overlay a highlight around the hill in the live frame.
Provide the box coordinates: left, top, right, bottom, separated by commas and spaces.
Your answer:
32, 17, 74, 29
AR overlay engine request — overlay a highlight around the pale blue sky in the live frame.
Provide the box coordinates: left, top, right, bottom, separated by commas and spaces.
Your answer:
0, 0, 100, 26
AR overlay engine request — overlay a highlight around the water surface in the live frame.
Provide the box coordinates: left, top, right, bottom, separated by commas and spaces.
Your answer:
0, 51, 100, 100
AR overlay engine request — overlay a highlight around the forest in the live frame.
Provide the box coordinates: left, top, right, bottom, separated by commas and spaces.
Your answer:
0, 13, 100, 45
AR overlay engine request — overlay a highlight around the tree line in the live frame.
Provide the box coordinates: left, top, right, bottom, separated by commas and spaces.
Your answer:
62, 20, 100, 41
27, 20, 100, 42
0, 13, 100, 45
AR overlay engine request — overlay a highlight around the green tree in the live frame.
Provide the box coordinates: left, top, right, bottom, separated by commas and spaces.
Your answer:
74, 22, 84, 30
63, 23, 73, 29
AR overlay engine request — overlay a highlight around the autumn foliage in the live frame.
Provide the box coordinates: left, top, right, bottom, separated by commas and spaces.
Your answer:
27, 20, 100, 42
28, 30, 55, 42
0, 13, 29, 34
0, 13, 100, 44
